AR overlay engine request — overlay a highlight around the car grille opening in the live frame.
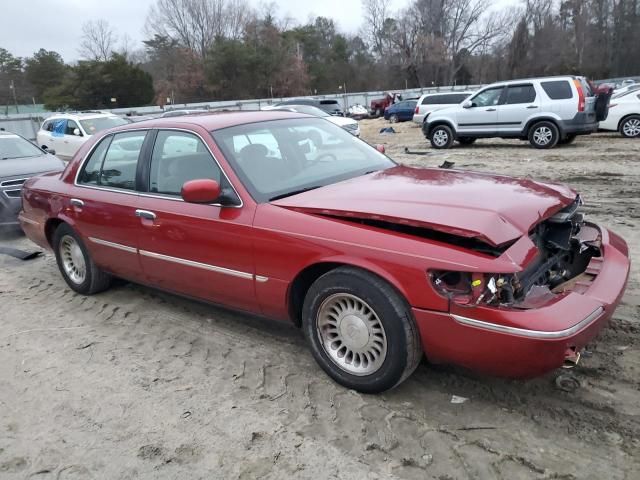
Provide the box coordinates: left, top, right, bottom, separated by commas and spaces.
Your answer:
4, 189, 22, 198
0, 178, 27, 188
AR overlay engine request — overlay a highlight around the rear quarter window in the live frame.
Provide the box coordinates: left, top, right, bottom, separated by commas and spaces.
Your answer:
541, 81, 573, 100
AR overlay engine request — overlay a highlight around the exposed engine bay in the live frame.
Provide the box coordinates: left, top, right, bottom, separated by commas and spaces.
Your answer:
431, 197, 603, 309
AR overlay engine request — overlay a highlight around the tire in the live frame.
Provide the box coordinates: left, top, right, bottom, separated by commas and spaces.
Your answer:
302, 267, 422, 393
430, 125, 455, 149
558, 133, 577, 145
528, 121, 559, 149
457, 137, 476, 145
389, 114, 399, 123
619, 115, 640, 138
52, 223, 112, 295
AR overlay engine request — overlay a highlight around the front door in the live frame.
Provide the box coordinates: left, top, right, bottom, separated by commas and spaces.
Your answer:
136, 129, 259, 312
61, 120, 86, 160
69, 130, 149, 281
456, 86, 504, 135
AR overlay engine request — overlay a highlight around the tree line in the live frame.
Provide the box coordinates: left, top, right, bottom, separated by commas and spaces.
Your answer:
1, 0, 639, 112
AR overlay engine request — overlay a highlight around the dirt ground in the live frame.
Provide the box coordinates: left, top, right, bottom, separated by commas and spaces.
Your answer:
1, 119, 638, 479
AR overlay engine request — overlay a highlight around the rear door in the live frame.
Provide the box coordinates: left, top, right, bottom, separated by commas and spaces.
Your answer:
136, 128, 259, 312
70, 130, 149, 281
496, 84, 539, 134
456, 86, 504, 135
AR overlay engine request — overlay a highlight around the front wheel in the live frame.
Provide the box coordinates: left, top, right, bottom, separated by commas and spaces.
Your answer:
620, 115, 640, 138
430, 125, 455, 149
302, 267, 422, 393
53, 223, 112, 295
389, 114, 399, 123
528, 121, 559, 149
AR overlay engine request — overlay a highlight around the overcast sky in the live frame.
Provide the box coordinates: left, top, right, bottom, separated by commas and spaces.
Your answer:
2, 0, 414, 62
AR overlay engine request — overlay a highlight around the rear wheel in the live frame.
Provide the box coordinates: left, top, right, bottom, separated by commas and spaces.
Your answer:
528, 121, 559, 149
389, 114, 399, 123
53, 223, 112, 295
430, 125, 455, 149
620, 115, 640, 138
302, 267, 422, 393
457, 137, 476, 145
558, 133, 577, 145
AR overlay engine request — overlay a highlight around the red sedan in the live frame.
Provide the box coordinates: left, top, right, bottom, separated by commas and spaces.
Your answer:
19, 111, 630, 392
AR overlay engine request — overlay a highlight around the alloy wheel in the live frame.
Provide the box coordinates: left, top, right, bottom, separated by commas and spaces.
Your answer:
432, 129, 449, 147
622, 118, 640, 137
316, 293, 388, 376
533, 126, 553, 145
60, 235, 86, 285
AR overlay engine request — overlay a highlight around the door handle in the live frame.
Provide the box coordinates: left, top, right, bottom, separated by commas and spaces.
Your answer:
135, 209, 156, 220
70, 198, 84, 207
486, 108, 496, 111
527, 105, 539, 109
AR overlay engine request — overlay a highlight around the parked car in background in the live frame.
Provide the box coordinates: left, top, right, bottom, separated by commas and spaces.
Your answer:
37, 112, 128, 160
423, 76, 605, 149
599, 90, 640, 137
1, 131, 64, 229
268, 99, 344, 116
413, 91, 474, 124
19, 111, 630, 392
347, 104, 369, 120
265, 104, 360, 136
370, 92, 402, 117
161, 109, 209, 118
384, 100, 418, 123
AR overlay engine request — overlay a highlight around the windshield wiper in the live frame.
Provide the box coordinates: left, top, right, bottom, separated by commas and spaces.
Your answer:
269, 186, 322, 202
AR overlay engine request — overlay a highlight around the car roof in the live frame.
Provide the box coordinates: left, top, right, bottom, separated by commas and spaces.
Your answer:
45, 112, 118, 120
107, 110, 309, 131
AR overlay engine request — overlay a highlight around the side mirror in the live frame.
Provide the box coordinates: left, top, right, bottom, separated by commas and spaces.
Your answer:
73, 128, 82, 136
375, 144, 386, 154
462, 100, 473, 109
181, 179, 221, 204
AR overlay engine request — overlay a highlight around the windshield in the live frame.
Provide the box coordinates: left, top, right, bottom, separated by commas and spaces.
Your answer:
278, 105, 329, 117
79, 116, 128, 135
212, 118, 394, 203
0, 134, 43, 160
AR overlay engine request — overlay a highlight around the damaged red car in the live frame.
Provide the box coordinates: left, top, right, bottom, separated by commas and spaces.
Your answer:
19, 111, 630, 393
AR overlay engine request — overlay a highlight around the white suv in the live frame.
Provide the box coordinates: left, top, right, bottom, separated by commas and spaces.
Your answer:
423, 76, 601, 149
413, 91, 474, 124
37, 112, 128, 160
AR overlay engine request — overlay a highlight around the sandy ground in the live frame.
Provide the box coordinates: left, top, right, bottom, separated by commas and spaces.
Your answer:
1, 119, 638, 479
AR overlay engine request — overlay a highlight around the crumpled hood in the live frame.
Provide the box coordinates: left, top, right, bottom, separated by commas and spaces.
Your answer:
0, 154, 65, 179
271, 166, 576, 247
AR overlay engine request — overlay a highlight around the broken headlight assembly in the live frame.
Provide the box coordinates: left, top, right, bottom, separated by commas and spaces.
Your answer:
430, 270, 515, 306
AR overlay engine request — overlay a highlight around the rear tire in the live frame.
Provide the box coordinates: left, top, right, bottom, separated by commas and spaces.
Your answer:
528, 121, 559, 149
619, 115, 640, 138
457, 137, 476, 145
430, 125, 455, 149
302, 267, 422, 393
53, 223, 112, 295
389, 114, 399, 123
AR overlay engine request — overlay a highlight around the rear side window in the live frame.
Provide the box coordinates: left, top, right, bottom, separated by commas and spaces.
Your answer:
505, 85, 536, 104
449, 94, 470, 103
541, 81, 573, 100
149, 131, 221, 196
320, 100, 339, 105
78, 136, 112, 185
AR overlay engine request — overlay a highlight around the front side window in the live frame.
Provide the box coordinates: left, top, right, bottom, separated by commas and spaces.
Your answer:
212, 118, 395, 203
470, 87, 504, 107
149, 131, 221, 196
505, 85, 536, 104
78, 131, 145, 190
66, 120, 82, 136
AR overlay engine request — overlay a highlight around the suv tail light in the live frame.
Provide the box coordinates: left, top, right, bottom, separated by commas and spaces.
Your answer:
415, 105, 420, 114
573, 79, 585, 112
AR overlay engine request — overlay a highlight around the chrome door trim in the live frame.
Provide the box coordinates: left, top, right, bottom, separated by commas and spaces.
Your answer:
70, 198, 84, 207
135, 209, 157, 220
139, 249, 257, 281
73, 127, 244, 208
88, 237, 137, 254
451, 306, 604, 339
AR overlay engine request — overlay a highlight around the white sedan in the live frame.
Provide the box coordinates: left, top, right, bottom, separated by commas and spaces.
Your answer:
262, 104, 360, 137
599, 90, 640, 138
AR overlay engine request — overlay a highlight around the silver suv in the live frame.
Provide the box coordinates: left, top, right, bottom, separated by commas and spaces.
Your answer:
423, 76, 600, 149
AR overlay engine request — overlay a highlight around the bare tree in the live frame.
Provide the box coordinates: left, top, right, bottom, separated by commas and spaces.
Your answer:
145, 0, 252, 60
79, 20, 116, 61
361, 0, 393, 57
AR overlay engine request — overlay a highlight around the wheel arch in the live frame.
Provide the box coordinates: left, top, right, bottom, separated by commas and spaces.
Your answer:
287, 259, 411, 327
523, 116, 563, 137
618, 113, 640, 132
425, 119, 456, 138
44, 215, 77, 247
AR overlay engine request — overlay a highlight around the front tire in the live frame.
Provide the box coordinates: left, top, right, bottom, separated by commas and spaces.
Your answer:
528, 121, 559, 149
302, 267, 422, 393
620, 115, 640, 138
430, 125, 455, 149
53, 223, 112, 295
389, 114, 399, 123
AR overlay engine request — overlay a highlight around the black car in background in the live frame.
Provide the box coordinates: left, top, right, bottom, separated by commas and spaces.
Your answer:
0, 131, 65, 229
272, 98, 344, 116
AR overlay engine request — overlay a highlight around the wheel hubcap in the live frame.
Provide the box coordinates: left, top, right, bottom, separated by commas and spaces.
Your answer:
433, 130, 448, 146
533, 126, 552, 145
316, 293, 387, 376
60, 235, 86, 285
623, 119, 640, 137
